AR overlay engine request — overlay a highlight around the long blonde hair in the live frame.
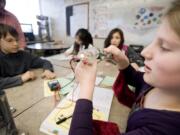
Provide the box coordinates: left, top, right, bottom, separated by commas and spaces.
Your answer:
166, 0, 180, 37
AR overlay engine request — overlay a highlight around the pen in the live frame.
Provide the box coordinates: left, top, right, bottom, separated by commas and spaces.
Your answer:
56, 115, 73, 125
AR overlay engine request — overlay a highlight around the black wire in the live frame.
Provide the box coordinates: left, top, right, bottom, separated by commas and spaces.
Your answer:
13, 97, 45, 119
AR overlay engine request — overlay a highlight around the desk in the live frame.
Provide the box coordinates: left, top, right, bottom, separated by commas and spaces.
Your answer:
26, 42, 70, 56
26, 40, 54, 45
5, 59, 130, 135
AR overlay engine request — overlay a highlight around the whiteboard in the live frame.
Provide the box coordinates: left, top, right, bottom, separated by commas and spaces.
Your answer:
68, 3, 88, 37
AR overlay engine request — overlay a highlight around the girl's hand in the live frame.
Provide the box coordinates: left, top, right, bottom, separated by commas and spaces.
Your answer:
104, 45, 129, 70
75, 60, 97, 100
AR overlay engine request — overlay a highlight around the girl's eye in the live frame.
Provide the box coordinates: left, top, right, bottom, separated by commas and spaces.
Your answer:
160, 45, 170, 51
157, 39, 171, 52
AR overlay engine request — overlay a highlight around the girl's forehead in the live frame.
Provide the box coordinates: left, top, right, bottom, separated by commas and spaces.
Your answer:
113, 32, 119, 35
158, 19, 180, 46
112, 32, 121, 37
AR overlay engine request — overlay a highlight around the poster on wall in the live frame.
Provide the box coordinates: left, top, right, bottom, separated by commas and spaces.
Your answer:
89, 0, 172, 44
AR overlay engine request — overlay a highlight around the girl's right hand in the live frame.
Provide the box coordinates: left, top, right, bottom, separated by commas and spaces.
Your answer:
75, 60, 97, 100
104, 45, 129, 70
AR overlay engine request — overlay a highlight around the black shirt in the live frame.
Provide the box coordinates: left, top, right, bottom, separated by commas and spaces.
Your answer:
0, 50, 53, 89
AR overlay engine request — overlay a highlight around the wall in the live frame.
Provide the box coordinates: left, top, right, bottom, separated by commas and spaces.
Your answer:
89, 0, 171, 44
39, 0, 114, 49
39, 0, 171, 48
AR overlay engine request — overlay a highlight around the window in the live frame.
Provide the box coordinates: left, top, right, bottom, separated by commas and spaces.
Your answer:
5, 0, 40, 34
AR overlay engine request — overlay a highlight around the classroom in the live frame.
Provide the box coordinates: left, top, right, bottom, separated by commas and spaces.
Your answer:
0, 0, 180, 135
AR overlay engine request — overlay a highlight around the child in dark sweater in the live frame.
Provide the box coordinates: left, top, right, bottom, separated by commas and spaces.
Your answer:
0, 24, 56, 89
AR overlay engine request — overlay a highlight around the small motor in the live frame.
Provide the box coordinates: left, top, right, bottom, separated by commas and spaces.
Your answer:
48, 80, 61, 91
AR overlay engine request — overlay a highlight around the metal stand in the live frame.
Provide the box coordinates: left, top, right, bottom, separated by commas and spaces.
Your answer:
37, 15, 51, 42
0, 91, 18, 135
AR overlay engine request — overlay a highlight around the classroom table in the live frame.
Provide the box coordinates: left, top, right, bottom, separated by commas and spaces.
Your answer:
5, 58, 131, 135
26, 42, 70, 56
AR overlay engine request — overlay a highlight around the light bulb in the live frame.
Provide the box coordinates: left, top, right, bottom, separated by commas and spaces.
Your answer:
77, 47, 99, 64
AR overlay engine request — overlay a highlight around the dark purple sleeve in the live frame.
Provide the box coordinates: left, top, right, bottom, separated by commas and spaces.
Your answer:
69, 99, 155, 135
121, 127, 155, 135
69, 99, 93, 135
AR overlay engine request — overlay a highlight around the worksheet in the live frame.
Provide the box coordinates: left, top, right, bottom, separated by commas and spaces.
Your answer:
40, 86, 114, 135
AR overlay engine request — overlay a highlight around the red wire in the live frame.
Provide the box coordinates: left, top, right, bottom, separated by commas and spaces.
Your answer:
53, 84, 61, 107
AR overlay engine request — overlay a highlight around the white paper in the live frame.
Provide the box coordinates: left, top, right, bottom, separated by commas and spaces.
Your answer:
40, 86, 114, 135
